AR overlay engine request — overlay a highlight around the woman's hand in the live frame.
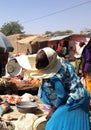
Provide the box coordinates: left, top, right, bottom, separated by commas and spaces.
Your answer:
46, 106, 57, 120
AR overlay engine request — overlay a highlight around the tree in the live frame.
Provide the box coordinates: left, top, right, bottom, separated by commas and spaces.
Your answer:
45, 30, 73, 37
45, 31, 53, 36
0, 21, 25, 36
64, 30, 73, 35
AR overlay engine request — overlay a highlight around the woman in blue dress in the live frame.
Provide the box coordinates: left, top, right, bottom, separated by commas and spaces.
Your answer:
16, 47, 90, 130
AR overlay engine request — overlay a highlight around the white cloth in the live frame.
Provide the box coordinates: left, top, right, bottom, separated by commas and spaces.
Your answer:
74, 45, 85, 58
15, 47, 62, 79
13, 114, 38, 130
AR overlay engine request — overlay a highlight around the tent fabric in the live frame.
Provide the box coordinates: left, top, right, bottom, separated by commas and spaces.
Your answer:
0, 32, 14, 52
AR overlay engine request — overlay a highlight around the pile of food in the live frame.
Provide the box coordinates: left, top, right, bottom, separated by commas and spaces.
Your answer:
0, 95, 22, 105
0, 93, 36, 105
10, 78, 42, 90
0, 77, 42, 92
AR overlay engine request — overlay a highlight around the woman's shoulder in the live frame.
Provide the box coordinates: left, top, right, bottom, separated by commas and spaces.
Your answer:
61, 61, 74, 69
49, 72, 64, 83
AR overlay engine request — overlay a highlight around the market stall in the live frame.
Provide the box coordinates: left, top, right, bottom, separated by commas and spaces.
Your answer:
0, 77, 42, 95
0, 93, 48, 130
9, 78, 42, 91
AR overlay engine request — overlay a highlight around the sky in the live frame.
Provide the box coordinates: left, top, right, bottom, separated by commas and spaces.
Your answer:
0, 0, 91, 34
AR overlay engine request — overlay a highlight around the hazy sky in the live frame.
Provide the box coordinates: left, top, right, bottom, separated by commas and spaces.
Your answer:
0, 0, 91, 34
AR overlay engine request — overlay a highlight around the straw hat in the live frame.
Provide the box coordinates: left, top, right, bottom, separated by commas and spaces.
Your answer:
6, 59, 22, 77
15, 47, 62, 79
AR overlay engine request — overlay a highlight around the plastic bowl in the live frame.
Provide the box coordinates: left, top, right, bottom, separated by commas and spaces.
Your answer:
16, 101, 38, 113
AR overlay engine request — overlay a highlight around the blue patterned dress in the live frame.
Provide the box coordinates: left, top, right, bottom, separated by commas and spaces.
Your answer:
39, 61, 90, 130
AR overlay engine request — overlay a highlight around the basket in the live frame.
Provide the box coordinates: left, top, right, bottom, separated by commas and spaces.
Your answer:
32, 116, 47, 130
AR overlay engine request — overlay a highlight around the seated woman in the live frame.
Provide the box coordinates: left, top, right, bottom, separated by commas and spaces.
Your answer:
56, 42, 67, 58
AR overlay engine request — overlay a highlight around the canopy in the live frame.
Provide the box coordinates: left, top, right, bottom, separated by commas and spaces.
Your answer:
0, 32, 14, 52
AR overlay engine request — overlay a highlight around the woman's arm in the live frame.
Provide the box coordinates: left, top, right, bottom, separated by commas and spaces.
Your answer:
46, 78, 67, 120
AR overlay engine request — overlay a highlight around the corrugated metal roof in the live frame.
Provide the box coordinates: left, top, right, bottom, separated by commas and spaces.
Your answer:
49, 34, 71, 41
49, 34, 86, 41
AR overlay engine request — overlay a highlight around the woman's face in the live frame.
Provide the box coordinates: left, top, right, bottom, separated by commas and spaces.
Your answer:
35, 50, 49, 69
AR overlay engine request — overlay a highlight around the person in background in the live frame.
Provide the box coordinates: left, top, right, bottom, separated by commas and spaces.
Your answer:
56, 41, 67, 58
81, 39, 91, 95
0, 52, 9, 77
74, 42, 85, 75
82, 39, 91, 74
25, 47, 90, 130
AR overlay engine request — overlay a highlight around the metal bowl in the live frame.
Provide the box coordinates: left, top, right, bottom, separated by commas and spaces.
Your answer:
16, 101, 38, 113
